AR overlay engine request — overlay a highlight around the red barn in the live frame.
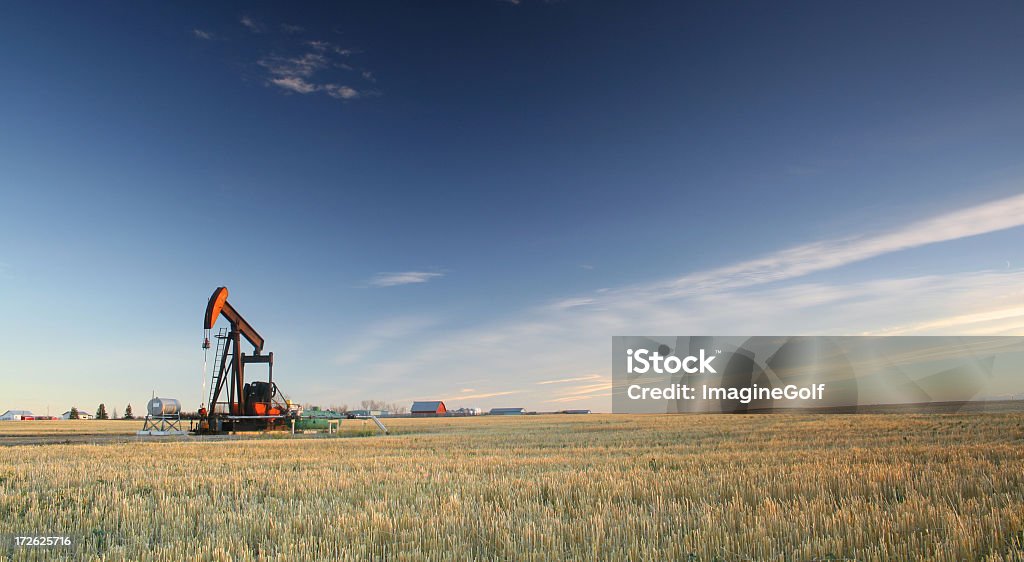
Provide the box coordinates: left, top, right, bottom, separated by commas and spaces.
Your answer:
410, 401, 446, 417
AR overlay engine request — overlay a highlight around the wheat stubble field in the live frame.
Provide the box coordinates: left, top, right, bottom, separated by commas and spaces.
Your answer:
2, 414, 1024, 561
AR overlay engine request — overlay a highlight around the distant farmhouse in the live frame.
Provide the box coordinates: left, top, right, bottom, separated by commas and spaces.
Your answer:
489, 407, 526, 415
61, 410, 93, 420
411, 401, 446, 417
0, 410, 33, 420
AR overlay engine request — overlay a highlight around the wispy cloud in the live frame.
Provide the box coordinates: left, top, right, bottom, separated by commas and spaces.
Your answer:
270, 76, 317, 94
194, 17, 375, 103
369, 271, 444, 288
334, 316, 439, 366
325, 84, 360, 99
554, 382, 613, 397
543, 377, 616, 404
628, 192, 1024, 302
257, 40, 366, 101
867, 304, 1024, 336
259, 52, 329, 79
547, 392, 612, 403
550, 297, 595, 310
536, 374, 601, 385
448, 390, 521, 401
334, 191, 1024, 411
240, 15, 264, 33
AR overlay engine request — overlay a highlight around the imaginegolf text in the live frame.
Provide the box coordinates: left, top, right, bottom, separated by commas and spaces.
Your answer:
626, 383, 827, 404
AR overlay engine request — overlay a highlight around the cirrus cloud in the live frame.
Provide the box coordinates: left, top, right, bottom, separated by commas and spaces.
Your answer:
191, 16, 376, 103
369, 271, 444, 288
336, 190, 1024, 411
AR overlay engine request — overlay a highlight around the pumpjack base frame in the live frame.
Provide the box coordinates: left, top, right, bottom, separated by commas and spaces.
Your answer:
192, 414, 292, 434
137, 415, 188, 436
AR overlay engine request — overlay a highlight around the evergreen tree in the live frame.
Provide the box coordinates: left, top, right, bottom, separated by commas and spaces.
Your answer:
124, 404, 134, 419
96, 403, 109, 420
69, 406, 79, 420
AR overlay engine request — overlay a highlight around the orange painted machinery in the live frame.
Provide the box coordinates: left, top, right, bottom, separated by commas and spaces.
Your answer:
198, 287, 297, 432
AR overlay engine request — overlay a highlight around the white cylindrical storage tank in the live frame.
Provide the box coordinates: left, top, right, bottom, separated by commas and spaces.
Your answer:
148, 397, 181, 417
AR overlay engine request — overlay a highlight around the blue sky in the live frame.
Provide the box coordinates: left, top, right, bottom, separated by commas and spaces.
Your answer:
1, 1, 1023, 415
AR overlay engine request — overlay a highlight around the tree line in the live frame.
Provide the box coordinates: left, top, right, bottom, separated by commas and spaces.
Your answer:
65, 403, 135, 420
64, 399, 410, 419
302, 400, 409, 414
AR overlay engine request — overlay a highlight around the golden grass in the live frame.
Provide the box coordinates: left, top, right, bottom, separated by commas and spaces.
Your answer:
0, 420, 139, 436
2, 414, 1023, 561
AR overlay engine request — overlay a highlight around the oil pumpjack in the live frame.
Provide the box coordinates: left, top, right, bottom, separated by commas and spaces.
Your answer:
197, 287, 298, 433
